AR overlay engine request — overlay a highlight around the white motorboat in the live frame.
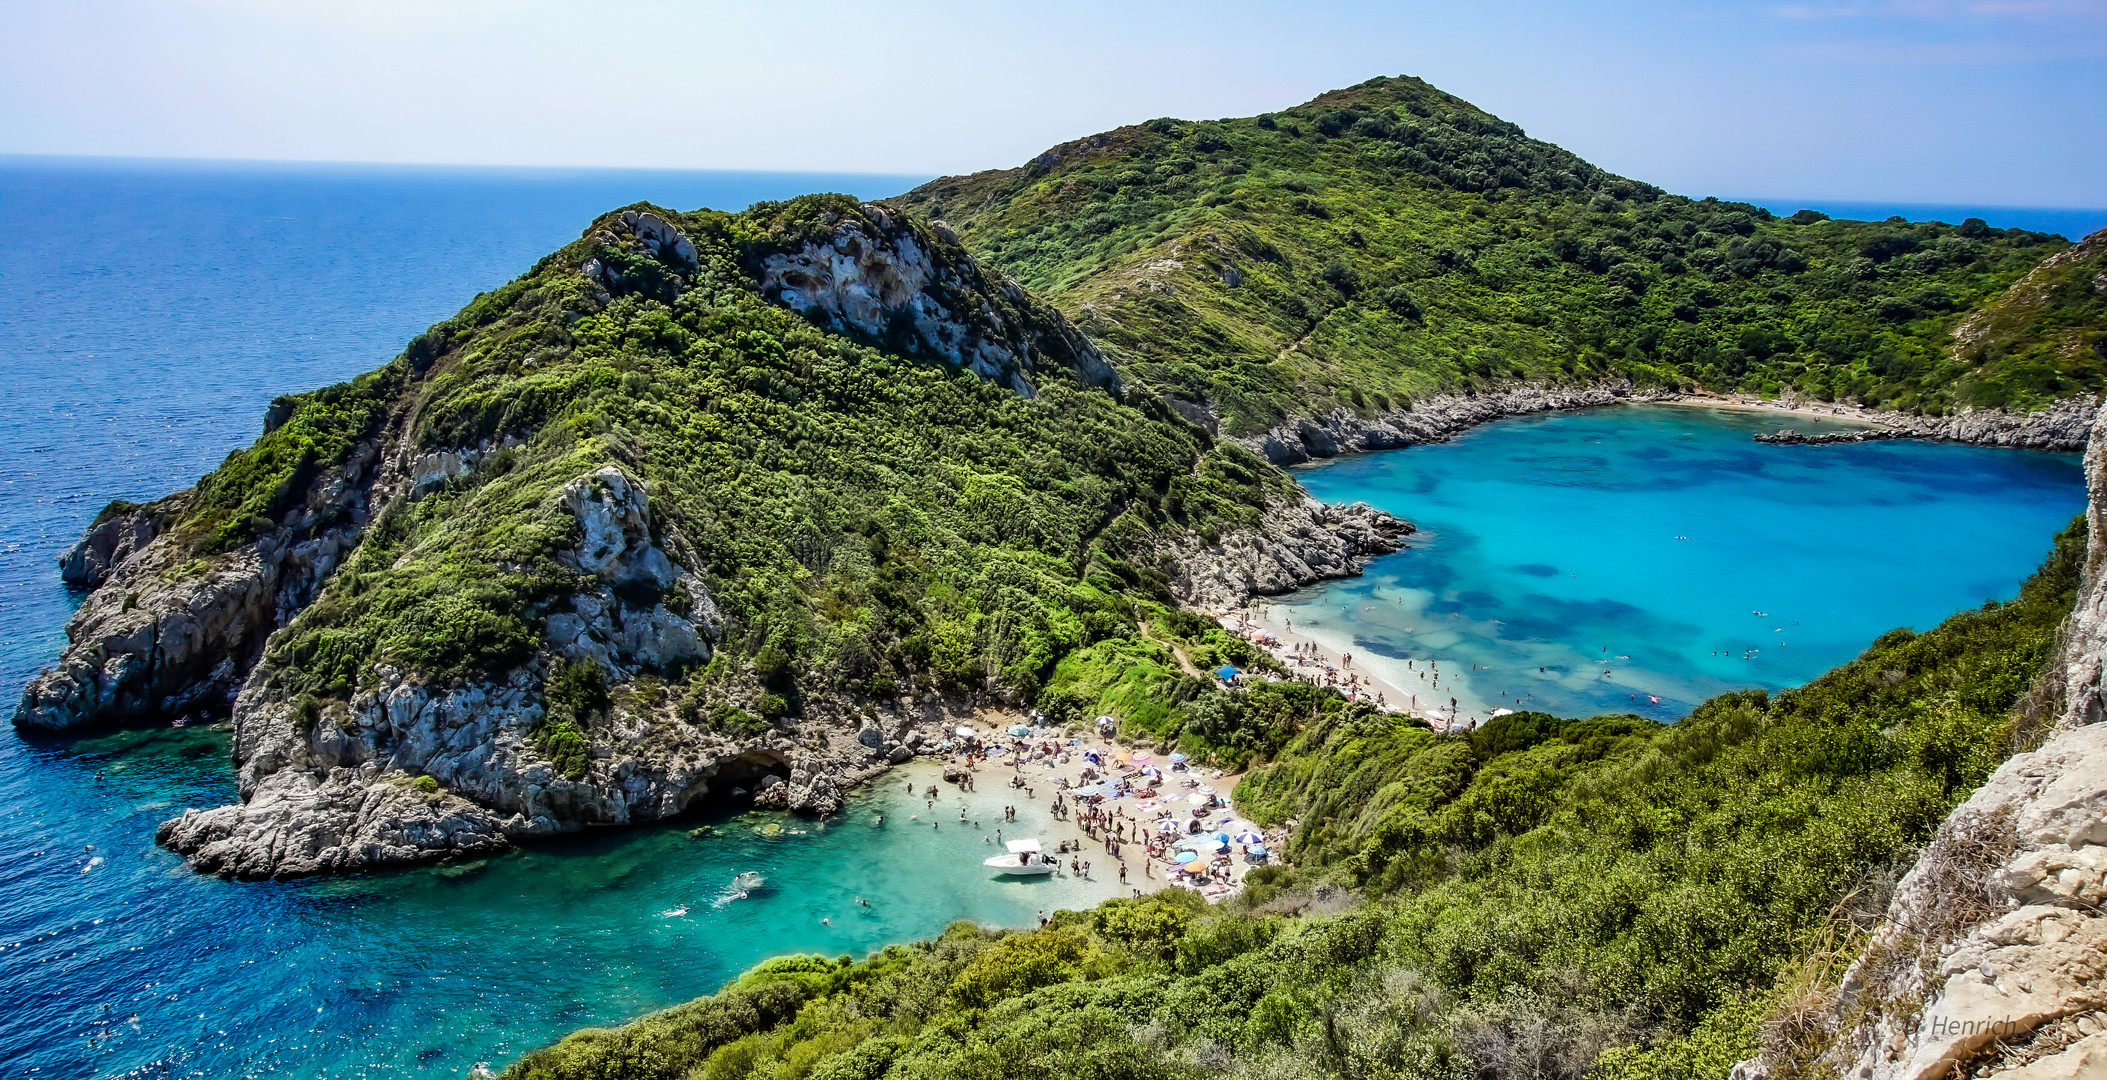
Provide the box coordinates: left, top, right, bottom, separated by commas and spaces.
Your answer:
983, 838, 1056, 876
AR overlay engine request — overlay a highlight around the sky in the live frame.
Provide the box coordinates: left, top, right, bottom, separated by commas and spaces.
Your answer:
0, 0, 2101, 207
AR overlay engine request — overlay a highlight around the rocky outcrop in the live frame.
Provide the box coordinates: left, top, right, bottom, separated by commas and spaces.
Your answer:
154, 665, 976, 878
58, 496, 185, 588
1742, 399, 2107, 1080
152, 463, 730, 878
755, 203, 1119, 397
1814, 394, 2099, 452
14, 445, 379, 732
579, 209, 700, 301
543, 466, 720, 676
1237, 385, 1641, 465
1754, 428, 1896, 445
2054, 405, 2107, 733
1167, 495, 1414, 611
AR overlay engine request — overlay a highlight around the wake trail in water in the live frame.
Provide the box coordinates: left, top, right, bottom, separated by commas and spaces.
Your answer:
711, 871, 768, 908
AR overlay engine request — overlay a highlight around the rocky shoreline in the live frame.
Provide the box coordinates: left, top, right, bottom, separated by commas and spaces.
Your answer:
1234, 385, 1652, 466
1164, 495, 1414, 612
1229, 384, 2099, 466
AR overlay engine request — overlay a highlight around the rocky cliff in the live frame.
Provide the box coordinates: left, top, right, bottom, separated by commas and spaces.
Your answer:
751, 204, 1119, 398
17, 440, 381, 732
1741, 400, 2107, 1080
12, 195, 1368, 879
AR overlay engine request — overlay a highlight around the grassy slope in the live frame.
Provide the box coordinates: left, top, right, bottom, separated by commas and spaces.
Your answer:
185, 195, 1297, 729
903, 75, 2100, 434
497, 523, 2080, 1080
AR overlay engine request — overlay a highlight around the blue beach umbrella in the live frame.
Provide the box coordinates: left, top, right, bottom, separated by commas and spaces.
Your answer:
1233, 831, 1264, 845
1174, 851, 1199, 864
1167, 752, 1188, 763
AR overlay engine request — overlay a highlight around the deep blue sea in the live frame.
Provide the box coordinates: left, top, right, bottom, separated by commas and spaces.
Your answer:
1735, 198, 2106, 241
1278, 405, 2085, 725
0, 159, 2091, 1078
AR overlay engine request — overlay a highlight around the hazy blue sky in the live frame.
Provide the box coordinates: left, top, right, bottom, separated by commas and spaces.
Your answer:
2, 0, 2100, 206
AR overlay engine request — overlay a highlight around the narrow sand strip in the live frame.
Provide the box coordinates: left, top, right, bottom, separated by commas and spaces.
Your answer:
1207, 606, 1476, 730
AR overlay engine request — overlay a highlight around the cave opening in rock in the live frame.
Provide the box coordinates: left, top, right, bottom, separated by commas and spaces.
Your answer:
694, 749, 792, 811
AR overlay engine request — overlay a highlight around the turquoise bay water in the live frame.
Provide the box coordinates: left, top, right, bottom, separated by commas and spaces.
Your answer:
1277, 405, 2087, 725
9, 727, 1121, 1079
0, 160, 2092, 1079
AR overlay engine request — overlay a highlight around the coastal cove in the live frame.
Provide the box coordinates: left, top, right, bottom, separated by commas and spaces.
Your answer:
1267, 404, 2087, 725
2, 744, 1154, 1079
0, 155, 2100, 1080
2, 404, 2084, 1080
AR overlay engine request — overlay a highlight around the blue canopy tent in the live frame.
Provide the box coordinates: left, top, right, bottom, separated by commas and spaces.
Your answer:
1214, 665, 1239, 683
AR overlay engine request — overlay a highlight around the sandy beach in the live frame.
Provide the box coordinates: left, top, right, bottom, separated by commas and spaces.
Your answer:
1208, 605, 1474, 729
923, 732, 1278, 903
1655, 392, 1881, 427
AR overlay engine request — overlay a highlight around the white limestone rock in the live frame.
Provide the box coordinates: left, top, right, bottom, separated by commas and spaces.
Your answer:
755, 205, 1118, 397
15, 443, 378, 732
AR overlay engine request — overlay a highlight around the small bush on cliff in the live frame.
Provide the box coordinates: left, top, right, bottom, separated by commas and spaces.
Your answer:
533, 721, 591, 782
546, 659, 609, 720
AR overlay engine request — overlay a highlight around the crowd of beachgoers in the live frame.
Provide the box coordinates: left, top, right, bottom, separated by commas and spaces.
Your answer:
941, 719, 1279, 902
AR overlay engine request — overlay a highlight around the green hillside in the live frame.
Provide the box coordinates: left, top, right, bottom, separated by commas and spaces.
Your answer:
904, 75, 2100, 434
57, 70, 2105, 1080
500, 517, 2083, 1080
184, 195, 1285, 722
486, 74, 2105, 1080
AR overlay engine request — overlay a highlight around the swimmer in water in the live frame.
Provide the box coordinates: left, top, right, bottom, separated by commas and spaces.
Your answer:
822, 917, 831, 926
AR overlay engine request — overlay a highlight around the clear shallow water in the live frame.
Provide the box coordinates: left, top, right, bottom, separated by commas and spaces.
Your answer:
5, 733, 1122, 1079
1276, 405, 2087, 726
0, 161, 2090, 1079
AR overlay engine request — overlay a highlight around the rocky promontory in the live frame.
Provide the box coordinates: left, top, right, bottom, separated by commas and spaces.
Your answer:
1754, 427, 1896, 445
1753, 395, 2099, 451
13, 196, 1400, 879
1165, 495, 1414, 611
